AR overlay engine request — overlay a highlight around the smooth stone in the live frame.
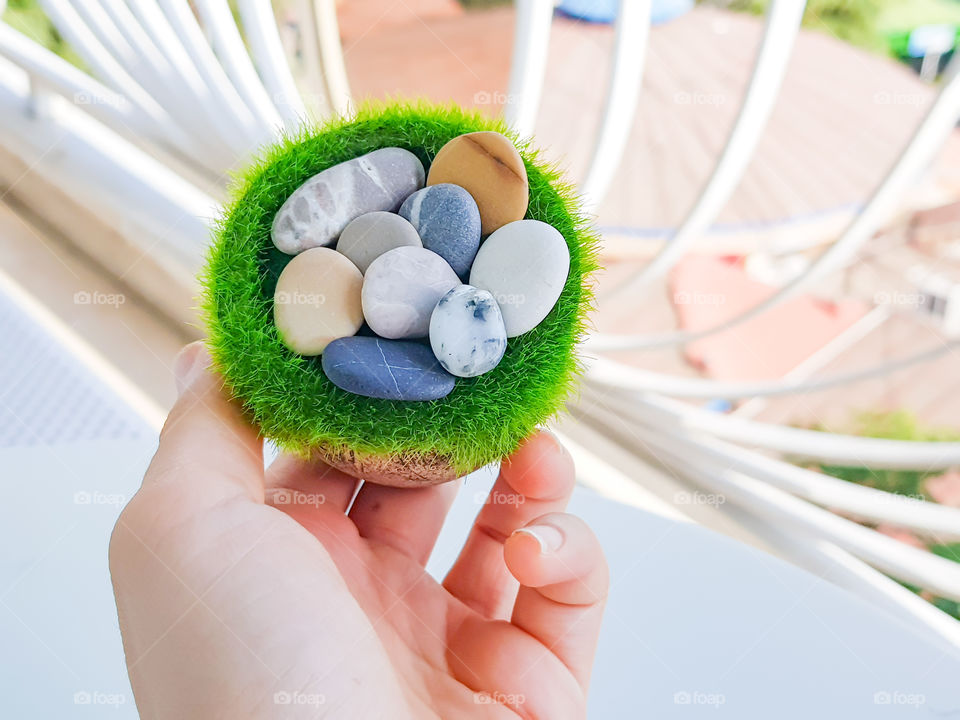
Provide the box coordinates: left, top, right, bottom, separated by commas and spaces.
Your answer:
469, 219, 570, 338
322, 336, 455, 401
336, 211, 422, 273
272, 148, 425, 255
273, 247, 364, 355
362, 247, 459, 339
426, 131, 528, 235
399, 184, 481, 280
429, 285, 507, 378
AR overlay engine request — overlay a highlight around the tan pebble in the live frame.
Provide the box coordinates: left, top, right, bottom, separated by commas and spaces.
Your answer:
273, 247, 363, 355
426, 131, 528, 234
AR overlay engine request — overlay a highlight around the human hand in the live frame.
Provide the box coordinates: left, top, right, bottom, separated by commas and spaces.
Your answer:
110, 342, 608, 719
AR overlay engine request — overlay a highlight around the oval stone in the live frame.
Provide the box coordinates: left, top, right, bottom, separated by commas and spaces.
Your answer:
336, 211, 422, 273
469, 219, 570, 338
272, 147, 425, 255
322, 336, 455, 401
273, 247, 364, 355
362, 247, 459, 339
426, 132, 528, 235
399, 184, 481, 280
429, 285, 507, 378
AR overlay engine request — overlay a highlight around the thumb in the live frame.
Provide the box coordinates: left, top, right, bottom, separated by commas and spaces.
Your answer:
143, 342, 264, 503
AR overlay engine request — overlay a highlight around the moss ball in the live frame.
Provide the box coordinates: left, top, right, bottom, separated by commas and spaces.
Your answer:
202, 101, 599, 478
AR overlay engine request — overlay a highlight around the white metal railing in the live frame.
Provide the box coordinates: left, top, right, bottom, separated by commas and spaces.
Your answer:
2, 0, 959, 646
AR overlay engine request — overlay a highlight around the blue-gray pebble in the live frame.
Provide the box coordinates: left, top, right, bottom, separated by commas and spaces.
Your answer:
399, 183, 481, 280
322, 336, 455, 401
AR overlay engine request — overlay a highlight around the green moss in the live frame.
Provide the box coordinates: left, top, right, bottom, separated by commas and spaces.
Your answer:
202, 101, 599, 473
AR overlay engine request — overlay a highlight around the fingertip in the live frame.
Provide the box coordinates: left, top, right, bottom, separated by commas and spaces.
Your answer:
173, 341, 210, 396
505, 514, 609, 603
500, 431, 575, 500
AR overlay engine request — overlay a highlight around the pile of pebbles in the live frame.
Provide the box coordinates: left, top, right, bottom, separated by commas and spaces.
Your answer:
271, 131, 570, 401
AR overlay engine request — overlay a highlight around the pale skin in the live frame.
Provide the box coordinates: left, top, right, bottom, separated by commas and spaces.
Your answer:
110, 342, 609, 719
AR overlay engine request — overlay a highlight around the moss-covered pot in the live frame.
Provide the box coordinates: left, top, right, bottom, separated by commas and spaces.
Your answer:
202, 102, 598, 486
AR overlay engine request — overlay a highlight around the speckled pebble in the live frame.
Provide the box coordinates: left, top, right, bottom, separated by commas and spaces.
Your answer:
362, 247, 460, 339
336, 211, 422, 273
399, 184, 481, 280
426, 131, 528, 234
322, 336, 455, 401
469, 219, 570, 337
273, 247, 363, 355
429, 285, 507, 377
272, 148, 424, 255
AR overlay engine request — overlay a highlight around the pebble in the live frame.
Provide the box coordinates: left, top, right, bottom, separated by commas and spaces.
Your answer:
336, 211, 422, 273
271, 147, 425, 255
273, 247, 364, 355
322, 336, 455, 401
429, 285, 507, 377
362, 247, 459, 339
426, 131, 528, 235
469, 219, 570, 337
399, 184, 481, 280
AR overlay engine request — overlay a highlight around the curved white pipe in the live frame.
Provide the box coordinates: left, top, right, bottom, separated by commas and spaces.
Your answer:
93, 0, 234, 161
585, 341, 959, 399
312, 0, 351, 115
645, 431, 960, 601
589, 49, 960, 352
612, 392, 960, 469
629, 418, 960, 541
725, 510, 960, 651
37, 0, 170, 126
0, 24, 217, 170
153, 0, 270, 151
236, 0, 308, 130
611, 0, 806, 296
191, 0, 284, 132
505, 0, 554, 138
580, 0, 651, 210
69, 0, 232, 166
122, 0, 247, 164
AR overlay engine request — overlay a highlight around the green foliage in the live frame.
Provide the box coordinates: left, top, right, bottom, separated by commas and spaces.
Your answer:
3, 0, 86, 69
722, 0, 892, 53
814, 410, 959, 498
202, 101, 599, 473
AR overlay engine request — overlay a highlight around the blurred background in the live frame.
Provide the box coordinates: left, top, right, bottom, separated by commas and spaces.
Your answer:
4, 0, 960, 714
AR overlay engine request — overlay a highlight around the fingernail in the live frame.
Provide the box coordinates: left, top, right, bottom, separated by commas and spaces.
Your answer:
513, 524, 564, 554
174, 343, 208, 395
540, 428, 570, 458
